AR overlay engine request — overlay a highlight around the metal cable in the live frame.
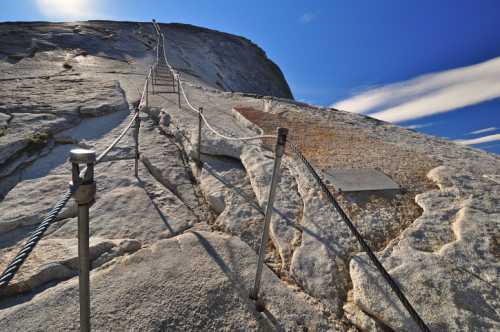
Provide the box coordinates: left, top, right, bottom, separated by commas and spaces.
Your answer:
287, 143, 430, 332
95, 111, 139, 164
139, 67, 153, 109
0, 187, 75, 289
177, 78, 276, 142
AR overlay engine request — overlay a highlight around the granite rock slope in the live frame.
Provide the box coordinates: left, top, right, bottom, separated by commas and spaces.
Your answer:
0, 232, 336, 331
1, 20, 499, 332
0, 20, 292, 198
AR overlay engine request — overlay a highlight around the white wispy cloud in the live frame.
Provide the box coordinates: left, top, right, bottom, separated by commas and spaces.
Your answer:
299, 13, 316, 24
467, 127, 497, 135
405, 122, 436, 130
454, 133, 500, 145
331, 56, 500, 123
35, 0, 101, 20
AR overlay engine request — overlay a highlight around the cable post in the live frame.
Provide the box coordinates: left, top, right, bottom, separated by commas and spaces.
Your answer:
146, 70, 150, 109
177, 74, 181, 109
197, 107, 203, 170
151, 63, 155, 87
250, 127, 288, 305
70, 148, 96, 332
148, 66, 155, 95
134, 109, 141, 177
155, 63, 158, 85
171, 71, 175, 92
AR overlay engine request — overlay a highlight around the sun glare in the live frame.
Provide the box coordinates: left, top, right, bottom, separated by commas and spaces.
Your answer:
35, 0, 99, 20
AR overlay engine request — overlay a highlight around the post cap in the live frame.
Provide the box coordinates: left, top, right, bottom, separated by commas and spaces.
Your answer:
70, 149, 96, 164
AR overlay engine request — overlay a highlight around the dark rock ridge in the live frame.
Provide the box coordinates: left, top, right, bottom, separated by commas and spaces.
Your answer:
0, 20, 292, 98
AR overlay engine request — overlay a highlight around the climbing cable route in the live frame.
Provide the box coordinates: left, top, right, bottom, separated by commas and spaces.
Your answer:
152, 19, 430, 331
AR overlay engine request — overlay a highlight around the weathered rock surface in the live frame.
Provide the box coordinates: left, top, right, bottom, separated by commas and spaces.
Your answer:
0, 237, 140, 297
158, 23, 293, 98
0, 71, 128, 198
139, 113, 209, 223
349, 166, 500, 331
200, 155, 265, 251
240, 145, 303, 271
0, 231, 336, 331
231, 95, 500, 330
288, 157, 355, 316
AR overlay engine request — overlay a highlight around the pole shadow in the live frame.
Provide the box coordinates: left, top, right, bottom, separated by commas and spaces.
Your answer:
190, 231, 284, 331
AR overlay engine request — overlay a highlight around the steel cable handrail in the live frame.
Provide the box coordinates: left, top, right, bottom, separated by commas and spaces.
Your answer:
287, 142, 430, 332
177, 77, 277, 142
96, 112, 139, 164
139, 67, 153, 109
0, 188, 75, 289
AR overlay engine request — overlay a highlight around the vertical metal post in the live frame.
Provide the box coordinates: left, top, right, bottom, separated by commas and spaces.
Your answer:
70, 148, 97, 332
152, 63, 155, 88
156, 37, 160, 70
177, 75, 181, 109
134, 110, 141, 177
250, 128, 288, 302
146, 72, 149, 109
151, 68, 155, 95
155, 63, 158, 85
197, 107, 203, 170
78, 202, 90, 332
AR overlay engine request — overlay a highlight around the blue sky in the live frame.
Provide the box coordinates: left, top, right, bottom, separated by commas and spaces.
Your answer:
2, 0, 500, 153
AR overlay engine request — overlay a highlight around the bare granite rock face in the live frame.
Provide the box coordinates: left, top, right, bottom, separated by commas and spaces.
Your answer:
349, 166, 500, 331
0, 237, 140, 297
0, 232, 337, 331
229, 96, 500, 331
0, 71, 128, 198
200, 155, 264, 252
240, 145, 303, 271
1, 19, 499, 332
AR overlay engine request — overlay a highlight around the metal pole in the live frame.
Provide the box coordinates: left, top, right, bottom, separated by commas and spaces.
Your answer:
70, 148, 96, 332
152, 63, 156, 88
146, 73, 149, 109
78, 204, 90, 332
197, 107, 203, 170
250, 128, 288, 302
155, 63, 158, 85
152, 18, 157, 31
156, 36, 160, 69
177, 75, 181, 109
134, 111, 140, 177
151, 68, 155, 95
